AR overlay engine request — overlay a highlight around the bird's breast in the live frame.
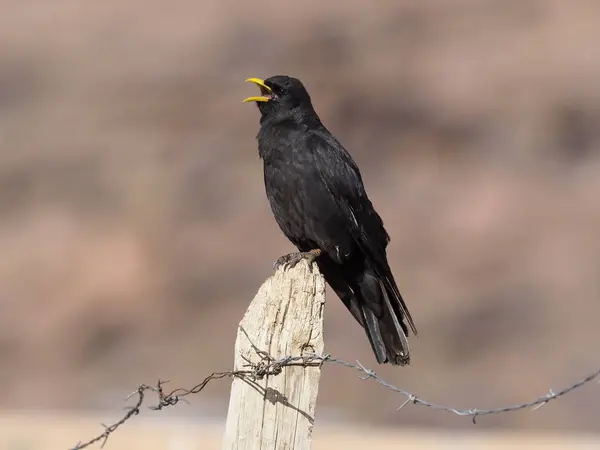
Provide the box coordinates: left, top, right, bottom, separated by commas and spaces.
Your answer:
262, 152, 356, 261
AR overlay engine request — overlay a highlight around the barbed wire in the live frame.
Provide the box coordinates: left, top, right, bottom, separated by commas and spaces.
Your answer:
70, 349, 600, 450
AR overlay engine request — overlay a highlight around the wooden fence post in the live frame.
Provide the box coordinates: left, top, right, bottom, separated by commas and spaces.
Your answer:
222, 260, 326, 450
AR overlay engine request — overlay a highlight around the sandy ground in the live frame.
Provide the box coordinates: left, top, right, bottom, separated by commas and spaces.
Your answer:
2, 412, 599, 450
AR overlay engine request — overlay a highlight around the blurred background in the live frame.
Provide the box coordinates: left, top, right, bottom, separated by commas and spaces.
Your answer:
1, 0, 600, 448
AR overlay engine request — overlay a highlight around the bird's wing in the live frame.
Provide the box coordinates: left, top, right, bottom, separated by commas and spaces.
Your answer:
307, 131, 418, 335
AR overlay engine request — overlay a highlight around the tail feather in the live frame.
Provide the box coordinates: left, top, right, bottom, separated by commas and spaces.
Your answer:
360, 306, 388, 364
378, 279, 411, 365
357, 272, 411, 366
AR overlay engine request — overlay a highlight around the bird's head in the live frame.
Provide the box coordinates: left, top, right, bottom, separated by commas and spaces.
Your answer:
243, 75, 314, 121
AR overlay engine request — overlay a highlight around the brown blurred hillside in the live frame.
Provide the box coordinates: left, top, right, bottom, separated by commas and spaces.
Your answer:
1, 0, 600, 432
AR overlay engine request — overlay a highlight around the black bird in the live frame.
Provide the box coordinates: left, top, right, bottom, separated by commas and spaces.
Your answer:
243, 75, 417, 366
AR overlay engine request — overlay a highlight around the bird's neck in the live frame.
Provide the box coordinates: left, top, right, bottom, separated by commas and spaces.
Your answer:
260, 106, 322, 128
256, 106, 325, 161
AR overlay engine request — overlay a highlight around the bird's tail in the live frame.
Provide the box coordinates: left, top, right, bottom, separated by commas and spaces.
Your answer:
356, 269, 411, 366
317, 258, 412, 366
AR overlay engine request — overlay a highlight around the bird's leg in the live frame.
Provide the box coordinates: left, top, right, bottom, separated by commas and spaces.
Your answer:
273, 249, 322, 272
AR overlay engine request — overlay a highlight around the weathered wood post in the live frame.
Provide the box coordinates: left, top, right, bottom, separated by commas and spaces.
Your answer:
222, 260, 326, 450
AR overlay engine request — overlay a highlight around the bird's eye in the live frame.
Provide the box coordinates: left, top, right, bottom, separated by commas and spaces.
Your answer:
272, 86, 285, 96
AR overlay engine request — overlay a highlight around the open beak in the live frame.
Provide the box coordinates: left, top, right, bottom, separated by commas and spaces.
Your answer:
243, 78, 273, 103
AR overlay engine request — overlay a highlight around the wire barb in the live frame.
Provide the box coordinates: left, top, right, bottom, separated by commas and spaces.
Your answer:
397, 394, 417, 411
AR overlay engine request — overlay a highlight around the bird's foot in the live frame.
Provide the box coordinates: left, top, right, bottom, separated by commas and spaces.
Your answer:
273, 249, 322, 272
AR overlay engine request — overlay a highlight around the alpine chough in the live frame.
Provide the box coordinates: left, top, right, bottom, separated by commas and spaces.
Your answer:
243, 75, 417, 366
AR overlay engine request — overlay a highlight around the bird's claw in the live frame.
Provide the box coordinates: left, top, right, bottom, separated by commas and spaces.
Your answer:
273, 252, 317, 272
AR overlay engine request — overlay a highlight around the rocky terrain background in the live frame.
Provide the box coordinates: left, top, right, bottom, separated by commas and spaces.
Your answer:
1, 0, 599, 431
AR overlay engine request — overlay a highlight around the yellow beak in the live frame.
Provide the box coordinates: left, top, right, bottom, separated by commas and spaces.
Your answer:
243, 77, 273, 103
